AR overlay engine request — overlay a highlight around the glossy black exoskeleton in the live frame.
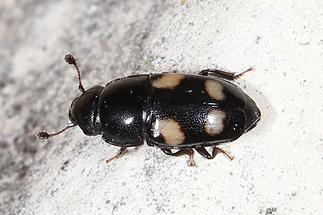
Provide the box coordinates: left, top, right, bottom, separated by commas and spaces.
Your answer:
37, 54, 261, 166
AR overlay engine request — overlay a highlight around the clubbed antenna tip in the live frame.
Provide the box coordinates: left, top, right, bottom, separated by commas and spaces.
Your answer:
64, 54, 85, 93
64, 54, 76, 65
36, 123, 76, 140
36, 131, 50, 139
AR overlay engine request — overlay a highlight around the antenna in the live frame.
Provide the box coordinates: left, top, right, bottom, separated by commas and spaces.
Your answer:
36, 123, 76, 139
64, 54, 85, 93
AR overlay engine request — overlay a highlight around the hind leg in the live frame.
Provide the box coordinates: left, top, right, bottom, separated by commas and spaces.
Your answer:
199, 67, 254, 80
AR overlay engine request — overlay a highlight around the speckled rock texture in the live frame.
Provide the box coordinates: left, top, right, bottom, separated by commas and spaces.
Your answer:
1, 0, 323, 214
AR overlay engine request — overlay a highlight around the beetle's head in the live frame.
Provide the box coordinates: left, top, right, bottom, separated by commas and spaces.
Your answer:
68, 85, 103, 135
36, 54, 103, 140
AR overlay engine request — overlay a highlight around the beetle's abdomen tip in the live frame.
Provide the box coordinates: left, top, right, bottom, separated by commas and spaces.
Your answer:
245, 100, 261, 132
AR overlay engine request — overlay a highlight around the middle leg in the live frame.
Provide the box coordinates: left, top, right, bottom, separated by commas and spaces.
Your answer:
195, 146, 234, 160
161, 148, 196, 166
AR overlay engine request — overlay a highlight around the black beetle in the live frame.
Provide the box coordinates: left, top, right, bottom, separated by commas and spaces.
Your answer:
36, 54, 261, 166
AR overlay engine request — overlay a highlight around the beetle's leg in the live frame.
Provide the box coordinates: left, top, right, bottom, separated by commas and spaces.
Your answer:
195, 146, 234, 160
199, 67, 254, 80
105, 147, 128, 163
195, 147, 213, 159
212, 147, 234, 160
161, 148, 196, 166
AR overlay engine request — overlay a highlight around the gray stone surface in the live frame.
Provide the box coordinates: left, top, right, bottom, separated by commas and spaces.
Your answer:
1, 0, 323, 214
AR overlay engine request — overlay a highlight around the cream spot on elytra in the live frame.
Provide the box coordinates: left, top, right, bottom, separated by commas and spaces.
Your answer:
204, 109, 226, 135
152, 118, 185, 145
205, 80, 226, 100
152, 73, 185, 89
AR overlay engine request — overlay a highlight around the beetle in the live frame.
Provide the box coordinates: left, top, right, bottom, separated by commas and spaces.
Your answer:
36, 54, 261, 166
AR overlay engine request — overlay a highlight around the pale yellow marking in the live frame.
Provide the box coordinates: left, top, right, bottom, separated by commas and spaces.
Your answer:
180, 0, 188, 4
152, 118, 185, 145
152, 73, 185, 89
204, 110, 226, 135
205, 80, 226, 100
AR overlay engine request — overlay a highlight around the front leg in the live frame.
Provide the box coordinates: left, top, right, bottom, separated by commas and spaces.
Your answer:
161, 148, 196, 166
105, 147, 128, 163
105, 146, 141, 164
199, 67, 254, 81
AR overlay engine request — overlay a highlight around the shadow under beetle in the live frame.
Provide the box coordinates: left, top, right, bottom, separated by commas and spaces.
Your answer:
36, 54, 261, 166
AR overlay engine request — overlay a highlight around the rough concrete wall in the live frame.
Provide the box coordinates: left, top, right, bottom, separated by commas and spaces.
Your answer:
0, 0, 323, 214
